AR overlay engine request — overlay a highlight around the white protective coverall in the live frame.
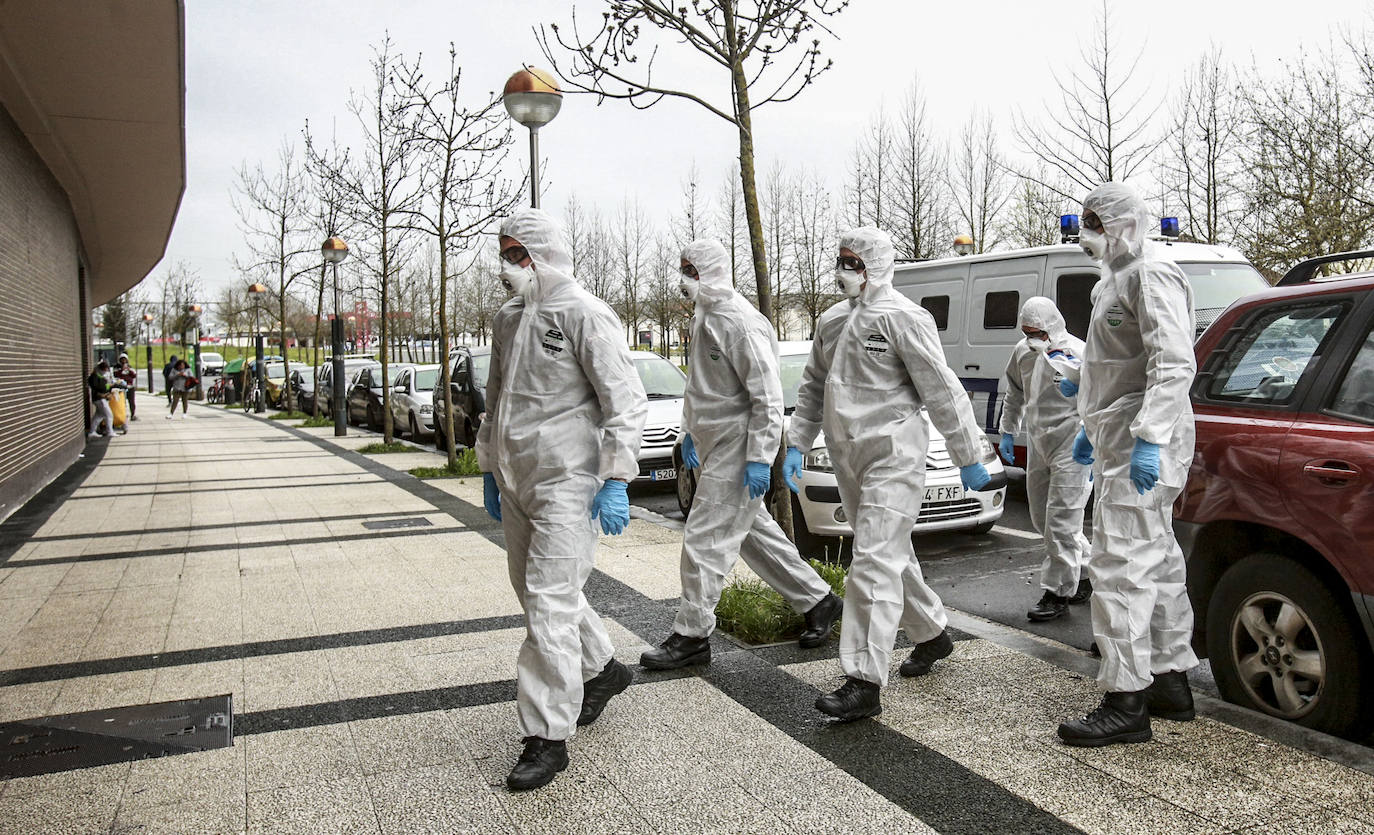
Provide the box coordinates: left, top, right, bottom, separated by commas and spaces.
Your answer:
476, 208, 648, 740
999, 298, 1091, 597
1078, 183, 1199, 693
675, 239, 830, 638
790, 227, 987, 686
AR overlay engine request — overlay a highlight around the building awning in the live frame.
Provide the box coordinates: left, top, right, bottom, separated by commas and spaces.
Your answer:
0, 1, 186, 306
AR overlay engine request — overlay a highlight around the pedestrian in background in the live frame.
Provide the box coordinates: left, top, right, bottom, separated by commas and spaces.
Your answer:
167, 358, 191, 418
114, 353, 139, 421
162, 354, 178, 403
87, 360, 120, 438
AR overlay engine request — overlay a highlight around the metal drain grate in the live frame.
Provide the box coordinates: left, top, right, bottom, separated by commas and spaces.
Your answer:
362, 517, 433, 530
0, 694, 233, 779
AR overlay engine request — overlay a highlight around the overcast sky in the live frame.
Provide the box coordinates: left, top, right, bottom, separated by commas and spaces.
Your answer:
160, 0, 1372, 296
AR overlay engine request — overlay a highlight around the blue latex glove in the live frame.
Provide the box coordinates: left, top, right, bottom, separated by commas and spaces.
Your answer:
743, 461, 771, 500
482, 472, 501, 521
1130, 438, 1161, 494
998, 433, 1015, 464
1072, 426, 1094, 466
681, 432, 700, 470
959, 463, 991, 491
783, 447, 804, 494
590, 479, 630, 535
1058, 378, 1079, 397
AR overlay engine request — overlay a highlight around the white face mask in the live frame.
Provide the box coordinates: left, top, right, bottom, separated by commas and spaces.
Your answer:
1026, 336, 1050, 354
1079, 228, 1107, 262
500, 261, 536, 297
835, 268, 864, 299
679, 277, 699, 303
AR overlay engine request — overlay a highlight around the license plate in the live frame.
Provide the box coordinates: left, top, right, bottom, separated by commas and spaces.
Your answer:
924, 485, 964, 502
651, 468, 677, 481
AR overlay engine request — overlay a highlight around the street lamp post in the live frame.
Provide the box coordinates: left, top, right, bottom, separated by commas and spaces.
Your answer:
142, 312, 155, 393
322, 236, 349, 436
502, 67, 562, 208
247, 283, 268, 413
186, 304, 204, 400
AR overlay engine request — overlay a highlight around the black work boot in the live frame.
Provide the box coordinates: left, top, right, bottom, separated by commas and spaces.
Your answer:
1145, 670, 1195, 721
1027, 591, 1069, 622
506, 737, 569, 791
1069, 578, 1093, 605
577, 659, 632, 727
798, 593, 843, 648
1057, 691, 1152, 747
639, 633, 710, 670
815, 676, 882, 721
898, 629, 954, 677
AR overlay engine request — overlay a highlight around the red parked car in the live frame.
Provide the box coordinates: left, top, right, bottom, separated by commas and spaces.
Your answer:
1177, 250, 1374, 738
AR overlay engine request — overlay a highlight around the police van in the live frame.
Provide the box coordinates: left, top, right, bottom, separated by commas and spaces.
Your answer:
890, 220, 1269, 459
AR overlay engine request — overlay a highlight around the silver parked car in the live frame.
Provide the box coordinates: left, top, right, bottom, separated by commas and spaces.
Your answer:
391, 364, 440, 440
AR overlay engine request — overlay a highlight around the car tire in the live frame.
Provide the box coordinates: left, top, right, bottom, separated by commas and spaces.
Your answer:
675, 455, 697, 519
1206, 551, 1373, 738
463, 419, 475, 448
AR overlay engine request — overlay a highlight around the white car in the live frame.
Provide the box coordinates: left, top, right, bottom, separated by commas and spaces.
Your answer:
630, 350, 686, 485
391, 364, 440, 439
676, 341, 1007, 556
199, 351, 224, 376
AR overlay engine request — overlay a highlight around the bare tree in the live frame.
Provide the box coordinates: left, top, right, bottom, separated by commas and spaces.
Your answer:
717, 163, 751, 299
394, 44, 521, 464
672, 161, 709, 249
761, 160, 794, 334
565, 194, 619, 306
644, 235, 686, 358
232, 141, 315, 410
849, 106, 895, 230
539, 0, 848, 324
158, 263, 204, 369
892, 81, 951, 260
341, 36, 422, 443
1002, 172, 1067, 249
302, 124, 353, 416
1014, 0, 1160, 199
950, 112, 1010, 253
613, 197, 653, 347
789, 168, 838, 334
1160, 49, 1244, 244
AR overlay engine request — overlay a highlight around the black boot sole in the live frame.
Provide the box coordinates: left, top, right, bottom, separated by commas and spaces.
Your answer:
815, 699, 882, 722
1027, 608, 1068, 622
506, 756, 569, 791
1057, 727, 1152, 747
639, 648, 710, 671
1148, 705, 1196, 722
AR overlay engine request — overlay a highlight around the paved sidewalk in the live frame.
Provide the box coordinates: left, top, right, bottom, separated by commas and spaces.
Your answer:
1, 404, 1372, 834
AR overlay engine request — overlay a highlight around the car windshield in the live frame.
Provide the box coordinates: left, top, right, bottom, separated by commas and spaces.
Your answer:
1179, 263, 1269, 311
634, 354, 687, 398
471, 353, 491, 386
201, 353, 223, 363
413, 368, 439, 391
264, 365, 286, 381
778, 351, 809, 412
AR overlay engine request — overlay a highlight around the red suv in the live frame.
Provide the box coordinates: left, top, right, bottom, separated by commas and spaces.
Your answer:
1178, 251, 1374, 738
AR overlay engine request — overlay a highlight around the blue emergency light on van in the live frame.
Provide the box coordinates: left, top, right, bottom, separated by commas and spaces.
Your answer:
1161, 217, 1180, 237
1060, 214, 1080, 241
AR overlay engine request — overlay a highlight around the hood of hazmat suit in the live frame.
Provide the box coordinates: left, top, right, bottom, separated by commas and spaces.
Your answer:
789, 226, 987, 686
475, 207, 648, 742
1077, 182, 1199, 693
671, 238, 831, 639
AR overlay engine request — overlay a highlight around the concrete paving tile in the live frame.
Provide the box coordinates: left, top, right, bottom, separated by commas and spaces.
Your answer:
243, 724, 363, 792
242, 652, 339, 712
496, 766, 652, 835
122, 744, 247, 809
1238, 806, 1374, 834
745, 768, 939, 835
79, 625, 168, 661
366, 763, 515, 835
638, 781, 786, 835
49, 669, 157, 714
247, 776, 380, 835
1061, 791, 1228, 834
0, 681, 62, 721
348, 712, 469, 775
0, 767, 126, 832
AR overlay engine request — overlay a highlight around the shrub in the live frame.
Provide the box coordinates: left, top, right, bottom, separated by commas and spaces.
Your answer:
300, 414, 331, 427
358, 441, 412, 454
267, 411, 310, 421
714, 559, 846, 645
409, 448, 481, 478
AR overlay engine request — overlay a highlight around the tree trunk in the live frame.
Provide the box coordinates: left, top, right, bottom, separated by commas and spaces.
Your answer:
438, 244, 457, 468
312, 262, 325, 417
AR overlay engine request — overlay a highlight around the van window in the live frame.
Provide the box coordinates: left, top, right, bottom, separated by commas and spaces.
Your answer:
1056, 273, 1099, 339
983, 291, 1020, 329
921, 296, 950, 330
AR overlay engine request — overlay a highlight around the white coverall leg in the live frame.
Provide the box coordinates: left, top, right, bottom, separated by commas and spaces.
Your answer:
1026, 434, 1092, 596
502, 474, 615, 739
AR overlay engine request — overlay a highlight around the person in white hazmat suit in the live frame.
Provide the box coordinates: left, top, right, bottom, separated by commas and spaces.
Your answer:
998, 297, 1093, 622
477, 208, 649, 790
640, 239, 843, 671
784, 227, 993, 721
1057, 182, 1199, 747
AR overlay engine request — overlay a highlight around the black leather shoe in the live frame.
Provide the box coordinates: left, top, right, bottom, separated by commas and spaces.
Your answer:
1069, 578, 1093, 605
898, 629, 954, 677
815, 677, 881, 721
1027, 591, 1069, 622
1057, 691, 1152, 747
577, 659, 632, 727
798, 593, 843, 648
1145, 670, 1195, 721
506, 737, 568, 791
639, 633, 710, 670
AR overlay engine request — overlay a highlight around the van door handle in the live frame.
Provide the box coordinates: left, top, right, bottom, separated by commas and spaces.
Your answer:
1303, 461, 1359, 485
964, 364, 980, 371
